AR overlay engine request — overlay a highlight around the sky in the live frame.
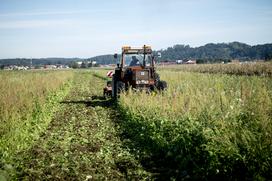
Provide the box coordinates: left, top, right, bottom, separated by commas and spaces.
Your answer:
0, 0, 271, 58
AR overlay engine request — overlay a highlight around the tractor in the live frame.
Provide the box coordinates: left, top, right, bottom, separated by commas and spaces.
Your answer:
103, 45, 167, 98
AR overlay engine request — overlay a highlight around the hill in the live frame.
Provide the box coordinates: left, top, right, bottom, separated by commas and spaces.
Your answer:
1, 42, 271, 66
159, 42, 272, 63
89, 42, 272, 64
0, 58, 81, 67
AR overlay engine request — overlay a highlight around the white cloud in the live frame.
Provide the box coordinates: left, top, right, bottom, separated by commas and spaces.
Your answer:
0, 19, 77, 29
0, 10, 87, 17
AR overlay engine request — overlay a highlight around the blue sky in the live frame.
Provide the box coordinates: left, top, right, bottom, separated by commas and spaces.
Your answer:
0, 0, 271, 58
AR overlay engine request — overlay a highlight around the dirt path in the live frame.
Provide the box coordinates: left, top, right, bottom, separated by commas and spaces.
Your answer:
14, 71, 150, 180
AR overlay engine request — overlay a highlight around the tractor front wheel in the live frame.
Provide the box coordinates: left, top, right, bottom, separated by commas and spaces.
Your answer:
112, 75, 125, 99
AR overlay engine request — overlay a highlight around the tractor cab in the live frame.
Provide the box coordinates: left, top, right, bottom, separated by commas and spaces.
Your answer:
121, 46, 153, 67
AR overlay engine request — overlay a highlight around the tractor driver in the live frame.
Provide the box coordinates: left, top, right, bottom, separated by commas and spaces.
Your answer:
129, 56, 140, 66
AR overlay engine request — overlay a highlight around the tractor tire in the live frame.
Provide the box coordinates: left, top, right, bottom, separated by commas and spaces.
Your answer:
117, 81, 125, 93
112, 75, 117, 99
154, 72, 160, 82
153, 72, 167, 91
156, 80, 167, 91
107, 80, 112, 86
112, 75, 125, 99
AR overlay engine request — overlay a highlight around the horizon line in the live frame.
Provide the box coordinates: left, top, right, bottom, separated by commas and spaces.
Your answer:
0, 41, 271, 59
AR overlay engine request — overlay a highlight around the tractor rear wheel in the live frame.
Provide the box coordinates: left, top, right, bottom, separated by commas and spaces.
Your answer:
156, 80, 167, 91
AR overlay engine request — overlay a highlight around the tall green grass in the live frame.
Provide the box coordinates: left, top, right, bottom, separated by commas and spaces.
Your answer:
118, 70, 272, 179
159, 62, 272, 76
0, 70, 74, 165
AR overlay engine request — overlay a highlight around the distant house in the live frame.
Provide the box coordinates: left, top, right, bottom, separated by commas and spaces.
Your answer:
158, 61, 176, 66
106, 64, 116, 67
44, 65, 57, 69
3, 66, 12, 70
15, 66, 28, 70
3, 65, 28, 70
230, 59, 240, 64
56, 64, 69, 69
176, 60, 183, 64
185, 60, 196, 64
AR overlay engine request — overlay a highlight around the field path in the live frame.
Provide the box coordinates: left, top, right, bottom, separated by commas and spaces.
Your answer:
14, 71, 149, 180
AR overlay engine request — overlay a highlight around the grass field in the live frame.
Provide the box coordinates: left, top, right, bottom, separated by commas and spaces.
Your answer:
0, 65, 271, 180
0, 71, 74, 167
118, 70, 272, 179
158, 62, 272, 76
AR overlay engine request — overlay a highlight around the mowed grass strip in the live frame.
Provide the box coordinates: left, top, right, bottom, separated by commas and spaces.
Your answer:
13, 70, 150, 180
0, 70, 73, 165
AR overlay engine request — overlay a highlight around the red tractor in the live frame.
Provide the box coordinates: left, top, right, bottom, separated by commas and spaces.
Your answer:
104, 45, 167, 98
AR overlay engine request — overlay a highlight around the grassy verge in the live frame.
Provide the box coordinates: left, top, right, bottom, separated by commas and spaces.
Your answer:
0, 70, 74, 179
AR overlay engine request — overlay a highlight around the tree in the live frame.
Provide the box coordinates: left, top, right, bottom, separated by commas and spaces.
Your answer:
69, 61, 79, 69
81, 61, 88, 68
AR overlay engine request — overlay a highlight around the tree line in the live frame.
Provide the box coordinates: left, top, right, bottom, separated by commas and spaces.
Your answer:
90, 42, 272, 64
1, 42, 271, 67
157, 42, 272, 63
0, 58, 80, 67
